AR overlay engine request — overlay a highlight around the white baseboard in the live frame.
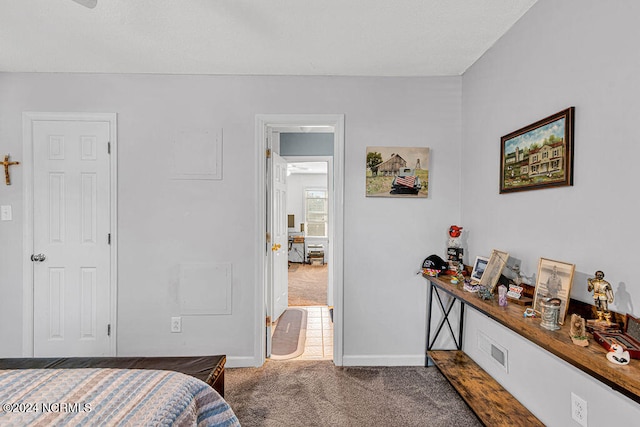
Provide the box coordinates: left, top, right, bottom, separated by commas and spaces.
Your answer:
225, 356, 260, 368
342, 354, 425, 367
226, 355, 426, 368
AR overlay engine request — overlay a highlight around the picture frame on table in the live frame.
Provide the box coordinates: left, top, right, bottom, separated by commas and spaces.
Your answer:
532, 257, 576, 325
500, 107, 574, 194
470, 256, 489, 283
479, 250, 509, 294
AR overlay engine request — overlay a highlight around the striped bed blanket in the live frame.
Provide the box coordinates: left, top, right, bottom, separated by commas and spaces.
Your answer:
0, 368, 240, 426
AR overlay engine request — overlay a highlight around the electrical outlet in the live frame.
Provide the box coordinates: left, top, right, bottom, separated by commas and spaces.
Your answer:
0, 205, 12, 221
571, 392, 587, 427
171, 316, 182, 333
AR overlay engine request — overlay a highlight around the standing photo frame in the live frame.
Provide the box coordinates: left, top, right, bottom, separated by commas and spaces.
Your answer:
532, 258, 576, 325
479, 250, 509, 293
470, 256, 489, 283
500, 107, 574, 193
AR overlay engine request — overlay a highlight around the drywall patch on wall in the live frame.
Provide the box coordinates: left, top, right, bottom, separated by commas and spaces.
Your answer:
172, 129, 223, 180
179, 262, 232, 315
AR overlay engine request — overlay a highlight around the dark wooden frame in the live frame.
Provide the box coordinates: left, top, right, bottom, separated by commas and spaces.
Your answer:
500, 107, 575, 193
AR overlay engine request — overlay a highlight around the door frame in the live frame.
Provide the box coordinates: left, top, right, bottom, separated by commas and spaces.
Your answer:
21, 112, 118, 357
255, 114, 344, 366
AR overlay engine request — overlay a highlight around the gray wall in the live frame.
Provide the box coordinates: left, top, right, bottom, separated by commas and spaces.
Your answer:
461, 0, 640, 424
0, 73, 461, 367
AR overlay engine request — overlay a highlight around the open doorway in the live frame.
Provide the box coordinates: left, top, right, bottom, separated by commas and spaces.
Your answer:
283, 159, 332, 361
255, 114, 344, 367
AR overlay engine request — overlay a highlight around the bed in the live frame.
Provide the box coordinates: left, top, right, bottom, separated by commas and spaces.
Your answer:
0, 368, 240, 426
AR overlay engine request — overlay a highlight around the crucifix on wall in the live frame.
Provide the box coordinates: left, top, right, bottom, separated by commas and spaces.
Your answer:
2, 154, 20, 185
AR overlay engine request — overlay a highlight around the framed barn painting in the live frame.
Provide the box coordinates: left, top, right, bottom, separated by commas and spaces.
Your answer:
500, 107, 574, 193
366, 146, 429, 198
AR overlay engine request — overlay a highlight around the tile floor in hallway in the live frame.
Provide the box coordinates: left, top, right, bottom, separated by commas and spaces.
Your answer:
293, 305, 333, 361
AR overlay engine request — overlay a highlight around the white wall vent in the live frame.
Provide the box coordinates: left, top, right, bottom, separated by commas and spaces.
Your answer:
477, 330, 509, 372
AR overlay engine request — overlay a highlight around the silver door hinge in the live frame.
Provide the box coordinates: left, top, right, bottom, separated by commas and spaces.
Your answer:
108, 142, 111, 154
108, 233, 111, 245
107, 324, 111, 336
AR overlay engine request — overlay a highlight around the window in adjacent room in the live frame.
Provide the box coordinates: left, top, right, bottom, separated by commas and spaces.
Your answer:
304, 188, 328, 238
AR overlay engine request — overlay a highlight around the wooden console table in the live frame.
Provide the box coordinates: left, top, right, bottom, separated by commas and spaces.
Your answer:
425, 275, 640, 404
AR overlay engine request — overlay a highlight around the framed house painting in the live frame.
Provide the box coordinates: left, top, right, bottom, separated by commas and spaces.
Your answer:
366, 146, 429, 198
500, 107, 574, 193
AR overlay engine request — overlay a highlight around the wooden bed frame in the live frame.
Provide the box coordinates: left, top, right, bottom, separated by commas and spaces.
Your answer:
0, 355, 226, 397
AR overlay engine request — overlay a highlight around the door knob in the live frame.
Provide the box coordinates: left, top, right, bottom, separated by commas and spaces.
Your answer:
30, 253, 46, 262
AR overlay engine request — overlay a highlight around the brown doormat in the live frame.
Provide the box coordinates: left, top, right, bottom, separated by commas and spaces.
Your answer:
270, 308, 307, 360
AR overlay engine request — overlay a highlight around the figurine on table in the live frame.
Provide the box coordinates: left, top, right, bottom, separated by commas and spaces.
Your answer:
446, 225, 464, 274
587, 270, 614, 323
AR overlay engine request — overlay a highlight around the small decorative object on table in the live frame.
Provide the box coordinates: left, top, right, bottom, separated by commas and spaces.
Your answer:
422, 254, 448, 277
463, 280, 482, 293
587, 270, 614, 324
498, 285, 508, 307
569, 314, 589, 347
540, 298, 562, 331
446, 225, 464, 274
507, 284, 523, 300
423, 268, 439, 277
477, 286, 493, 300
592, 313, 640, 359
606, 343, 630, 365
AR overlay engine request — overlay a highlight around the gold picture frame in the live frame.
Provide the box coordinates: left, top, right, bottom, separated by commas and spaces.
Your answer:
479, 249, 509, 294
532, 258, 576, 325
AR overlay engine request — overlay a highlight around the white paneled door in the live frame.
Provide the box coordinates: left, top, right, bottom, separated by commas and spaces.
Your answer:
265, 149, 289, 357
271, 151, 289, 322
30, 117, 113, 357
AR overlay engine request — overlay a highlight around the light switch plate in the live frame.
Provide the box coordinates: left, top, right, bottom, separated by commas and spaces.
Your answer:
0, 205, 12, 221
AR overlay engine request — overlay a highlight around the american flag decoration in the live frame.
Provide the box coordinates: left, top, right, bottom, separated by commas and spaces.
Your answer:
395, 175, 416, 188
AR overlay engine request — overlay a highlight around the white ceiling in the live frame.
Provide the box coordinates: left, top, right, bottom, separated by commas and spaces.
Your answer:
0, 0, 537, 77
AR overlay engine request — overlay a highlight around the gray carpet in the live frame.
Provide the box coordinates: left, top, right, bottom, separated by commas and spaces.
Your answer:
225, 360, 481, 427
